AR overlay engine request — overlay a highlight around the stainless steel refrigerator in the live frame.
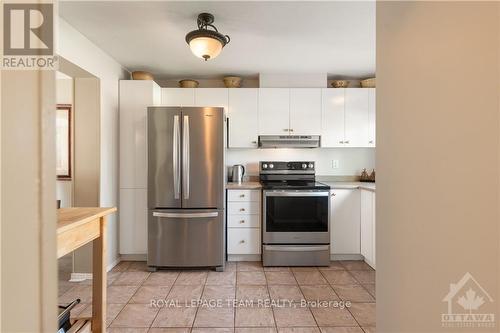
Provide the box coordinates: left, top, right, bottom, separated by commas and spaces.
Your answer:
147, 106, 225, 271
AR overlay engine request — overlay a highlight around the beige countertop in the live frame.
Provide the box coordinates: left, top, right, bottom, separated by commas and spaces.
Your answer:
322, 181, 376, 192
226, 181, 374, 191
226, 181, 262, 190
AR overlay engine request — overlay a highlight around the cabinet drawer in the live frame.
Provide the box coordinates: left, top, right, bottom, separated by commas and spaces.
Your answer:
228, 201, 260, 215
228, 190, 261, 202
228, 214, 260, 228
228, 228, 261, 254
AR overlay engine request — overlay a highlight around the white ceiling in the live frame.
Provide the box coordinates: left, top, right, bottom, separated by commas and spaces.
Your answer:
59, 1, 375, 79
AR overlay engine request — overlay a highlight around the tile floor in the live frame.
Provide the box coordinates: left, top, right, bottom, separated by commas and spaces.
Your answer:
59, 261, 375, 333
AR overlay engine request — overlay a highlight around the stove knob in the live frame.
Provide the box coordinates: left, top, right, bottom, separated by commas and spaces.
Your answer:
269, 164, 274, 169
302, 163, 307, 169
308, 163, 314, 169
262, 164, 268, 169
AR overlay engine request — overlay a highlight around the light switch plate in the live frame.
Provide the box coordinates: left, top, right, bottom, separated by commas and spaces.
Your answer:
332, 160, 339, 169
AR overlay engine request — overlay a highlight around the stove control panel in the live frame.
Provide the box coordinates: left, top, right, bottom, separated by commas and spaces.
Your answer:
260, 161, 315, 171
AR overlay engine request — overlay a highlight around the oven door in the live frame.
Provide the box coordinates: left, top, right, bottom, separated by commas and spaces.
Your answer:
263, 190, 330, 244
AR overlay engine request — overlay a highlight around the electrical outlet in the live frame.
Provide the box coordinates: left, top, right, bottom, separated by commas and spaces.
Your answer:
332, 160, 339, 169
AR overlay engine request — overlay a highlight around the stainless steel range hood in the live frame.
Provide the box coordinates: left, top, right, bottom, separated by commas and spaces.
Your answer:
258, 135, 321, 148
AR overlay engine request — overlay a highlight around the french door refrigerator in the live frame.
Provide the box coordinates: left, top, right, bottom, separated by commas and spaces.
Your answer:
147, 106, 225, 271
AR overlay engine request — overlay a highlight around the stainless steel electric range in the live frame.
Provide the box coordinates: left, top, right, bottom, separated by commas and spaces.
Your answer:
260, 161, 330, 266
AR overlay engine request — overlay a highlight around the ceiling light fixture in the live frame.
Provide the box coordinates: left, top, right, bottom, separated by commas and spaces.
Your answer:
185, 13, 230, 61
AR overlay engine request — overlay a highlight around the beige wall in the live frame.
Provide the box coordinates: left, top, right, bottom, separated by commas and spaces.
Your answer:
377, 2, 499, 332
1, 71, 57, 331
58, 18, 129, 269
72, 77, 101, 273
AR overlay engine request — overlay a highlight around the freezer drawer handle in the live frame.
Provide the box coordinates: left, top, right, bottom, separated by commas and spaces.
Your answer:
153, 212, 219, 218
264, 245, 329, 252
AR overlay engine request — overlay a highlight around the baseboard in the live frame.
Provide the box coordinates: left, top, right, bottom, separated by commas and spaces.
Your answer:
107, 256, 121, 272
120, 253, 147, 261
364, 258, 376, 269
69, 272, 93, 282
228, 254, 261, 261
331, 254, 364, 261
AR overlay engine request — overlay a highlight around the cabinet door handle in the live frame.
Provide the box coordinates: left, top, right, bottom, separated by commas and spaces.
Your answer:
369, 140, 374, 144
345, 140, 350, 144
251, 141, 257, 144
289, 129, 294, 132
283, 128, 289, 132
240, 240, 246, 244
339, 141, 344, 144
239, 208, 245, 212
239, 194, 245, 198
331, 193, 336, 197
239, 220, 245, 224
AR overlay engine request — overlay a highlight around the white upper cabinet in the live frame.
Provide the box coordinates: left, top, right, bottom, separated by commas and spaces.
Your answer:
344, 89, 370, 147
290, 88, 322, 135
120, 80, 161, 189
161, 88, 195, 106
195, 88, 228, 110
368, 88, 376, 147
321, 89, 345, 147
228, 88, 259, 148
159, 87, 375, 147
258, 88, 290, 135
330, 189, 361, 255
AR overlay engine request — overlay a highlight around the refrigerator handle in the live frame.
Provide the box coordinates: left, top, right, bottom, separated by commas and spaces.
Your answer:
183, 115, 190, 199
173, 115, 181, 199
153, 211, 218, 218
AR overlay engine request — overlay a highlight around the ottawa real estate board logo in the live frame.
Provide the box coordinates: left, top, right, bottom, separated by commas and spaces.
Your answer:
2, 2, 57, 69
442, 272, 495, 328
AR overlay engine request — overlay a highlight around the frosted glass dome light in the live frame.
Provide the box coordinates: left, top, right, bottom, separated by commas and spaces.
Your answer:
185, 13, 230, 61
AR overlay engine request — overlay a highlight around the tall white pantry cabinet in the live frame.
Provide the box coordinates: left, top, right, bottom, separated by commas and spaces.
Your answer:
119, 80, 161, 255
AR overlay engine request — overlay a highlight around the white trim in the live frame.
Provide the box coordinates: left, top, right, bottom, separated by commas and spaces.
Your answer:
69, 273, 93, 282
228, 254, 261, 262
120, 253, 147, 261
107, 256, 121, 272
331, 254, 364, 261
69, 256, 121, 283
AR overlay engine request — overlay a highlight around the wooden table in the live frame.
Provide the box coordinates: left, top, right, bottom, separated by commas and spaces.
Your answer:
57, 207, 117, 333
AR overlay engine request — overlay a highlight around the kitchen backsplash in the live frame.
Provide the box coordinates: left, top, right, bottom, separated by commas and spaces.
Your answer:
226, 148, 375, 176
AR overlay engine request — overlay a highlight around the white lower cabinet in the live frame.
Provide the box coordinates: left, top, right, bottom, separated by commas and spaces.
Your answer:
228, 214, 260, 228
227, 189, 261, 202
228, 228, 261, 254
361, 189, 376, 269
227, 189, 261, 255
330, 189, 361, 254
119, 188, 147, 254
228, 201, 260, 215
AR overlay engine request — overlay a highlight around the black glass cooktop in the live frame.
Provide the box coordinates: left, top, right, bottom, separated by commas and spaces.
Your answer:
261, 180, 330, 190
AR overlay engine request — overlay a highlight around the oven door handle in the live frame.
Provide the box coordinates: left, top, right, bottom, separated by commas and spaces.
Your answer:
264, 191, 330, 197
263, 245, 330, 252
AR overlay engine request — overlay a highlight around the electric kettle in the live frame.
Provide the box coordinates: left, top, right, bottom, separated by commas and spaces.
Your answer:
232, 164, 245, 183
